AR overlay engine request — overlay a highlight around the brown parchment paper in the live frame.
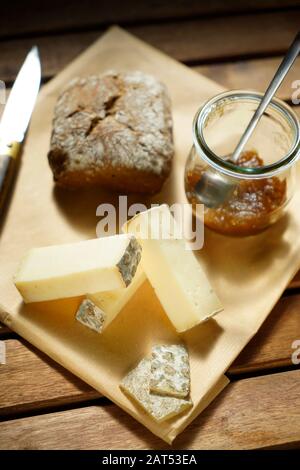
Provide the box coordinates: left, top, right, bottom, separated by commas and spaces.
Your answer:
1, 26, 300, 445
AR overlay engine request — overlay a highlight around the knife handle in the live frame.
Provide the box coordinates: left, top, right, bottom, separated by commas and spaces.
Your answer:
0, 142, 20, 213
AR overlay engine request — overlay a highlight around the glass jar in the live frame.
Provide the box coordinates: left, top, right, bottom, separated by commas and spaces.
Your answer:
184, 90, 300, 236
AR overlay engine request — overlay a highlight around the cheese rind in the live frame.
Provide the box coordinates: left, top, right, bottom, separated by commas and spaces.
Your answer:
123, 205, 222, 332
120, 358, 192, 422
150, 344, 190, 398
87, 264, 146, 332
76, 299, 106, 333
14, 234, 141, 303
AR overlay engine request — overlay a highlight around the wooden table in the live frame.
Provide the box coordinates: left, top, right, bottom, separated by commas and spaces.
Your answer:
0, 0, 300, 450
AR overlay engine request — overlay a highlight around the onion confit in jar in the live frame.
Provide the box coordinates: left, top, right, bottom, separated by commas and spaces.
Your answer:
185, 90, 300, 236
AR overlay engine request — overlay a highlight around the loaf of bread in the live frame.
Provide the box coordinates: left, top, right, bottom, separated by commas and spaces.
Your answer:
48, 71, 174, 194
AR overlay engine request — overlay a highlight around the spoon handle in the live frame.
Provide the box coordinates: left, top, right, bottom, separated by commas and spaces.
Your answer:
231, 31, 300, 162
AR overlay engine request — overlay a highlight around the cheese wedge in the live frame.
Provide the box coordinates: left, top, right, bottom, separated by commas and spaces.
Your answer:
123, 205, 222, 332
14, 234, 141, 303
85, 264, 146, 332
120, 358, 192, 422
150, 344, 190, 398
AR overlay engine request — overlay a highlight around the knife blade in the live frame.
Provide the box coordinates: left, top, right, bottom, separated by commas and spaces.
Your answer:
0, 46, 41, 213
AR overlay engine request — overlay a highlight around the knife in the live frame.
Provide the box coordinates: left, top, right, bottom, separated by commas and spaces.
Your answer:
0, 46, 41, 213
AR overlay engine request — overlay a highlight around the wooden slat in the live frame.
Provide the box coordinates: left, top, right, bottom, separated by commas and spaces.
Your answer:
287, 270, 300, 291
1, 1, 300, 39
131, 11, 300, 64
292, 105, 300, 117
1, 11, 300, 83
0, 323, 11, 338
290, 271, 300, 289
197, 56, 300, 102
0, 32, 99, 84
0, 339, 99, 416
0, 369, 299, 449
1, 293, 299, 416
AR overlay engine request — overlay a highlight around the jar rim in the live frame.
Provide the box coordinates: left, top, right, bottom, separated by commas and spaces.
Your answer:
193, 90, 300, 179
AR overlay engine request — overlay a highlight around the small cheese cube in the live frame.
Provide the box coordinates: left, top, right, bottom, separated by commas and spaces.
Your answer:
86, 264, 146, 332
14, 234, 141, 303
120, 358, 192, 422
150, 344, 190, 398
123, 205, 222, 332
76, 299, 106, 333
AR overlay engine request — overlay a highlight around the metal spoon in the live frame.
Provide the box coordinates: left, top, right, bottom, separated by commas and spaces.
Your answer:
195, 31, 300, 208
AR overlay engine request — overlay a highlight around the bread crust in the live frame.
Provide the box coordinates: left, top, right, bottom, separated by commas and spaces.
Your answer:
48, 71, 174, 194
